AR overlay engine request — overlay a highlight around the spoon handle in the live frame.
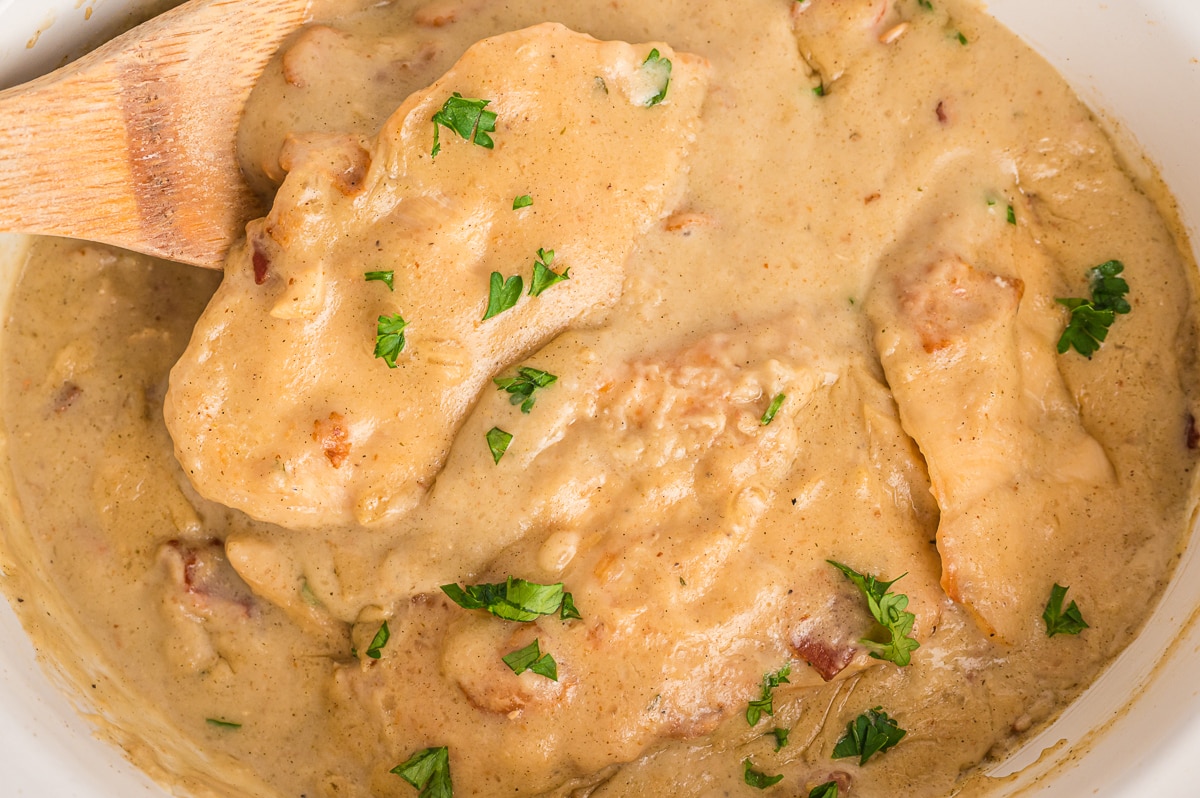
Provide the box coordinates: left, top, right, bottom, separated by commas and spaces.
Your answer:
0, 0, 311, 268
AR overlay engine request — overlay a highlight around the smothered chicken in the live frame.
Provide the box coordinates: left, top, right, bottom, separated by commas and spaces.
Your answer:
2, 1, 1199, 797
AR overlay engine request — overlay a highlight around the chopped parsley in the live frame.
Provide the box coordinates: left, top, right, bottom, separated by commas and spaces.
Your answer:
832, 707, 907, 765
812, 83, 826, 97
365, 270, 395, 290
205, 718, 242, 729
828, 560, 920, 666
1042, 583, 1089, 637
365, 620, 390, 659
528, 248, 570, 296
746, 664, 792, 726
641, 48, 672, 106
761, 393, 786, 425
742, 759, 784, 790
375, 313, 409, 368
956, 31, 969, 45
917, 0, 933, 8
768, 727, 790, 751
513, 194, 533, 209
483, 272, 523, 320
431, 93, 496, 158
441, 576, 580, 622
494, 366, 558, 413
809, 782, 839, 798
1006, 204, 1016, 225
392, 746, 452, 798
485, 426, 512, 463
1056, 259, 1131, 357
502, 639, 558, 680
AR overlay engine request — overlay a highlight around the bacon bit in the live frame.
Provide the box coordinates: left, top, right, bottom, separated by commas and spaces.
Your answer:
936, 100, 948, 124
252, 244, 270, 285
791, 627, 856, 681
664, 211, 715, 235
1187, 413, 1199, 450
314, 411, 351, 467
879, 21, 909, 45
52, 381, 82, 414
161, 539, 254, 617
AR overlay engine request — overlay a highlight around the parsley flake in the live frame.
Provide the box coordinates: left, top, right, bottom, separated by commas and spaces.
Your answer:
366, 620, 390, 659
494, 366, 558, 413
812, 83, 826, 97
1042, 583, 1088, 637
502, 639, 558, 680
483, 272, 523, 320
828, 560, 920, 666
832, 707, 907, 765
743, 759, 784, 790
761, 393, 786, 425
1006, 204, 1016, 225
769, 727, 790, 751
365, 270, 395, 290
205, 718, 242, 729
917, 0, 933, 9
441, 576, 580, 623
485, 426, 513, 463
809, 782, 839, 798
431, 93, 496, 158
746, 664, 792, 726
528, 248, 570, 297
392, 746, 452, 798
1056, 260, 1130, 357
641, 48, 673, 107
375, 314, 409, 368
513, 194, 533, 210
956, 31, 969, 45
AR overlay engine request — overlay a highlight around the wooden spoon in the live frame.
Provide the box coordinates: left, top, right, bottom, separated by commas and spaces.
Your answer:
0, 0, 312, 269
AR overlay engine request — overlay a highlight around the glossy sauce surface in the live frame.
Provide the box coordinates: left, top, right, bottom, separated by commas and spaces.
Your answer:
1, 1, 1198, 796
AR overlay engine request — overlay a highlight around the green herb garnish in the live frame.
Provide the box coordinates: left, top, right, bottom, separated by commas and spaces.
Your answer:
832, 707, 907, 765
375, 313, 409, 368
1006, 204, 1016, 225
441, 576, 579, 623
431, 93, 496, 158
812, 83, 826, 97
366, 620, 390, 659
956, 31, 969, 45
1042, 583, 1088, 637
746, 664, 792, 726
206, 718, 242, 729
502, 639, 558, 680
392, 746, 452, 798
483, 272, 523, 320
917, 0, 933, 9
1056, 259, 1131, 357
494, 366, 557, 413
809, 782, 839, 798
641, 48, 672, 106
743, 759, 784, 789
513, 195, 533, 210
365, 270, 395, 290
528, 248, 570, 297
485, 426, 512, 463
761, 393, 786, 425
828, 560, 919, 666
769, 727, 790, 751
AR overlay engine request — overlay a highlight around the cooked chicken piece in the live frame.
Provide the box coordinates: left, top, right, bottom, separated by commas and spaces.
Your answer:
323, 319, 944, 796
166, 24, 709, 530
865, 208, 1113, 642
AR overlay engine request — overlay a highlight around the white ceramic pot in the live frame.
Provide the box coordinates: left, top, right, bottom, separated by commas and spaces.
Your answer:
0, 1, 1197, 795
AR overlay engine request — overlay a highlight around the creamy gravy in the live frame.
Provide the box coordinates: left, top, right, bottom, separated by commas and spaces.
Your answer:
2, 0, 1199, 796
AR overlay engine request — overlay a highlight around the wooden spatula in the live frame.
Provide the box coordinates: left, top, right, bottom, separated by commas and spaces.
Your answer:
0, 0, 311, 269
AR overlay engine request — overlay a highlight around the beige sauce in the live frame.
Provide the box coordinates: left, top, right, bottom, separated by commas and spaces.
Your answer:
2, 0, 1199, 796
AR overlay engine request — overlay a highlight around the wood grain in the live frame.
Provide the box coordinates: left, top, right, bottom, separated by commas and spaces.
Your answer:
0, 0, 312, 268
